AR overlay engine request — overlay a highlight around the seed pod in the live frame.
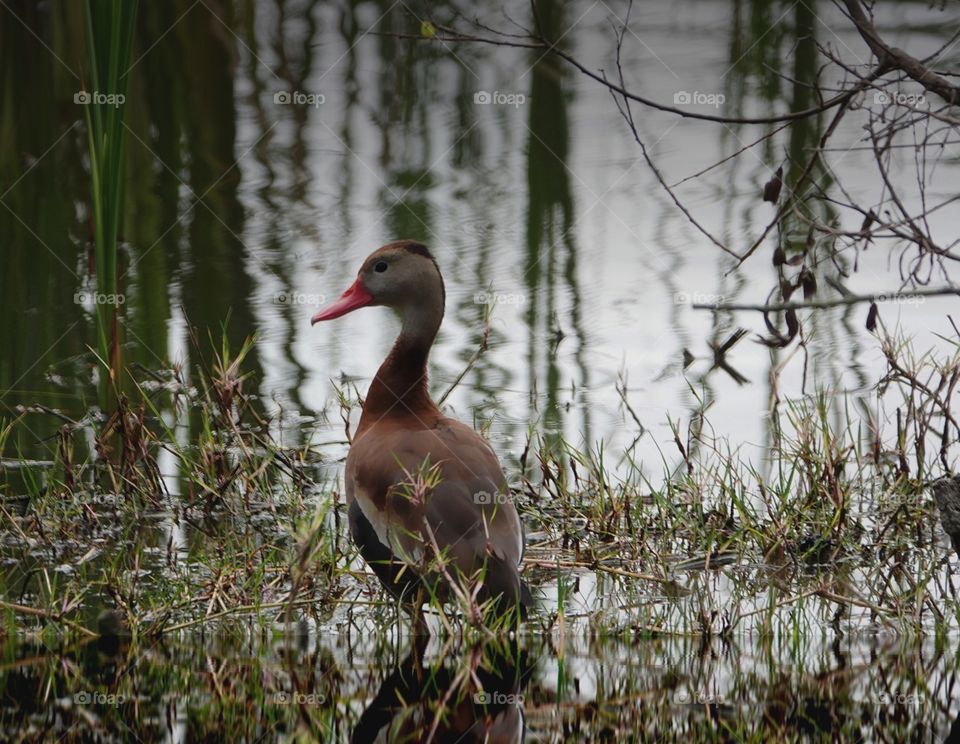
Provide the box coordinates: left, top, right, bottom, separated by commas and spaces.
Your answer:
866, 302, 879, 332
785, 309, 799, 339
800, 270, 817, 299
763, 166, 783, 203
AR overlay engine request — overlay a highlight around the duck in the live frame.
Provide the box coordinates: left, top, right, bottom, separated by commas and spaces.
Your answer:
311, 240, 532, 629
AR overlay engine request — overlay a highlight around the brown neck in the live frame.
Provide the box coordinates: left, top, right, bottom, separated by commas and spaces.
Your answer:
357, 304, 443, 431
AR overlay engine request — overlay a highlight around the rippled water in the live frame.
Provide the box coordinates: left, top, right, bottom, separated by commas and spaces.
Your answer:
3, 0, 960, 740
7, 631, 960, 741
3, 0, 956, 468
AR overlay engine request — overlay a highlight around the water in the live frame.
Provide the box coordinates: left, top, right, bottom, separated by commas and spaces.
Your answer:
3, 0, 960, 740
3, 1, 958, 465
7, 632, 960, 740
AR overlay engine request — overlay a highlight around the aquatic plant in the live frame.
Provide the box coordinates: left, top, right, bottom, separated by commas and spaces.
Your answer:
82, 0, 138, 406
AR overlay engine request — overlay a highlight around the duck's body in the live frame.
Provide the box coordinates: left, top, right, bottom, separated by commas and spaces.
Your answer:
312, 240, 530, 625
346, 419, 526, 611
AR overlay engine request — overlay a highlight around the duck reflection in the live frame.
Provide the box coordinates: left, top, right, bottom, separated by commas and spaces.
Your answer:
352, 637, 533, 744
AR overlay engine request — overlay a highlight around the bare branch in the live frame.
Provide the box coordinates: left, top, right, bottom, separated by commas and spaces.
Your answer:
693, 286, 959, 312
842, 0, 960, 105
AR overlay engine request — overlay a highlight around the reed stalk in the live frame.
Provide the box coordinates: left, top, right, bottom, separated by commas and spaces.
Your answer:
82, 0, 138, 408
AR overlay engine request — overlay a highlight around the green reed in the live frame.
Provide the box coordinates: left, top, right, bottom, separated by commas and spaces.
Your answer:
82, 0, 138, 407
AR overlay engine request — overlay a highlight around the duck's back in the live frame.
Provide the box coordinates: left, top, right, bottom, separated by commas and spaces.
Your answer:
345, 416, 525, 598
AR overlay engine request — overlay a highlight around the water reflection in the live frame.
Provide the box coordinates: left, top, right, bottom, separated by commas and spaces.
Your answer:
353, 637, 531, 743
3, 631, 958, 740
524, 0, 591, 457
2, 0, 956, 466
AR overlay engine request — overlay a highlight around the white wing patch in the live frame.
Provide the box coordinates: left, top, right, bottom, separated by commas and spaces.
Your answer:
352, 481, 425, 564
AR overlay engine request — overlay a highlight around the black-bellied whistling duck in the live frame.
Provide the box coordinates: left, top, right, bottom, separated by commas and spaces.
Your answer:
311, 240, 532, 628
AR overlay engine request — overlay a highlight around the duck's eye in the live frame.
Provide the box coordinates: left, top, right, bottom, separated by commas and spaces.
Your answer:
374, 261, 388, 273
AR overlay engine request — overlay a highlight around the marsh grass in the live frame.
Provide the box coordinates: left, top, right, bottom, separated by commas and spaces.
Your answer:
0, 328, 958, 649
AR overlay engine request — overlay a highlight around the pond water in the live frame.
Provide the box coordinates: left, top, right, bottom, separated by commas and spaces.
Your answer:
3, 0, 960, 740
6, 631, 960, 740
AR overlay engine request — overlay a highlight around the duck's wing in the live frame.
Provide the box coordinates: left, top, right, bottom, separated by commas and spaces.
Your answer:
346, 418, 525, 592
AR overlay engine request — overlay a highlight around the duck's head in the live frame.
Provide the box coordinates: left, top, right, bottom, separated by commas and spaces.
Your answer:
311, 240, 445, 327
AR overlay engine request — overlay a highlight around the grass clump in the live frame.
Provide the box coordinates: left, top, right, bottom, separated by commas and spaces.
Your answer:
0, 329, 957, 645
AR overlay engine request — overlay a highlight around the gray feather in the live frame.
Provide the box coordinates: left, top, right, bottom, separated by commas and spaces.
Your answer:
931, 475, 960, 552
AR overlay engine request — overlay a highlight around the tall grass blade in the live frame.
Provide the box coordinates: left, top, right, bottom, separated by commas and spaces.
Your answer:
82, 0, 138, 408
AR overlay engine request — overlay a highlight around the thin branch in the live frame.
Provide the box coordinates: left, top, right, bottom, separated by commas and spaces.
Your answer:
381, 28, 857, 125
692, 286, 959, 312
842, 0, 960, 106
